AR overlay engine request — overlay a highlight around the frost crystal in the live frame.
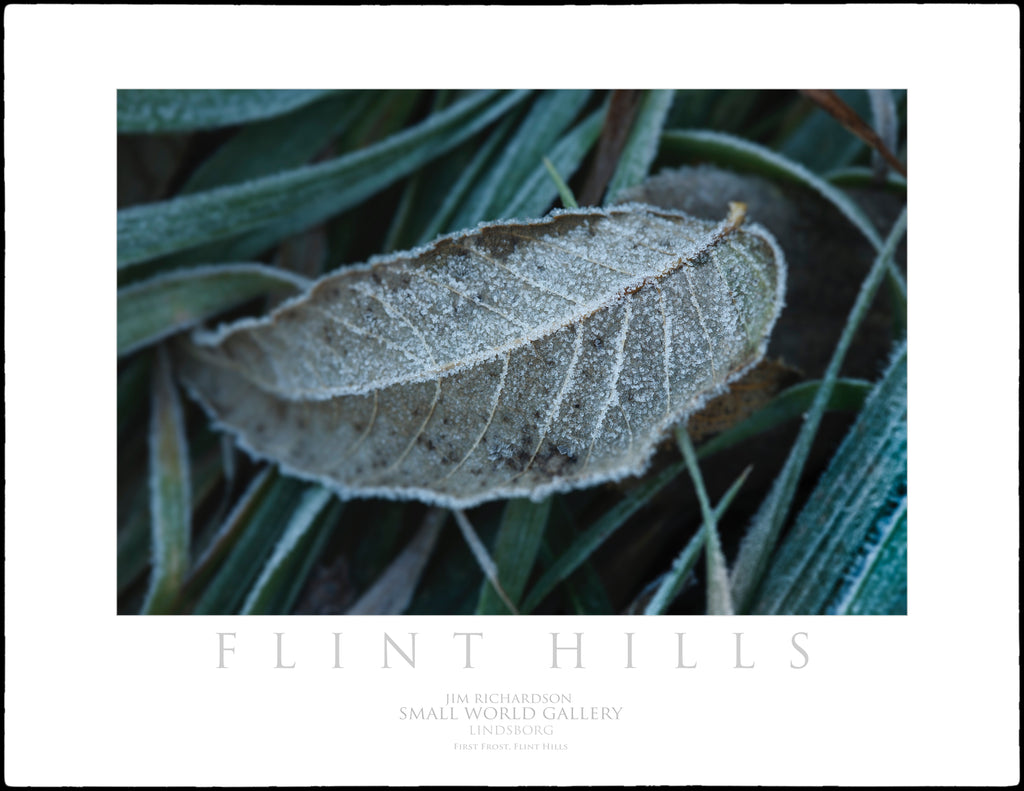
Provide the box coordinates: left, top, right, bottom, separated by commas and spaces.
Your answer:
177, 203, 786, 509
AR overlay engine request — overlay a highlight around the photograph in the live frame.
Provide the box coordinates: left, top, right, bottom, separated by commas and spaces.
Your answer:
118, 88, 907, 617
7, 7, 1017, 786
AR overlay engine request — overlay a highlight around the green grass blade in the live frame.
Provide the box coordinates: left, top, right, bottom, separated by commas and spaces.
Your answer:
537, 496, 614, 614
218, 434, 237, 506
520, 458, 686, 613
186, 466, 275, 593
501, 107, 605, 218
487, 90, 591, 214
120, 424, 221, 600
825, 165, 907, 193
117, 90, 530, 267
450, 90, 591, 228
180, 92, 369, 194
830, 496, 907, 615
752, 342, 907, 614
240, 487, 335, 614
188, 427, 228, 522
543, 157, 579, 209
644, 465, 750, 615
274, 498, 345, 614
604, 89, 675, 204
694, 378, 872, 460
382, 169, 427, 253
192, 473, 308, 614
117, 89, 335, 134
140, 347, 191, 614
346, 503, 412, 590
730, 209, 908, 612
382, 92, 490, 251
642, 529, 703, 616
163, 92, 424, 271
341, 90, 424, 150
425, 113, 520, 240
538, 546, 611, 614
477, 498, 552, 614
117, 264, 310, 356
676, 428, 733, 614
382, 93, 456, 252
453, 509, 518, 613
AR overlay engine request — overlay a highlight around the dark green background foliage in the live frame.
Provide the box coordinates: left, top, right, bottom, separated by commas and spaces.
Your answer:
117, 89, 907, 615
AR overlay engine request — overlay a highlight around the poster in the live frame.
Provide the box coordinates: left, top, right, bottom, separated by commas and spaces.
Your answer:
6, 6, 1019, 786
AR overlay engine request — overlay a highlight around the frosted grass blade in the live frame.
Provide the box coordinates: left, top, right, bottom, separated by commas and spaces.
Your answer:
450, 90, 591, 229
752, 342, 907, 614
676, 427, 733, 614
180, 92, 369, 194
604, 90, 675, 204
118, 264, 310, 356
644, 465, 750, 615
117, 89, 335, 134
477, 498, 552, 614
422, 113, 519, 242
141, 347, 191, 614
275, 498, 345, 614
501, 108, 605, 218
730, 209, 907, 612
830, 497, 907, 615
165, 92, 423, 270
486, 90, 591, 216
187, 466, 275, 592
192, 474, 308, 614
454, 510, 518, 614
825, 166, 907, 192
240, 486, 334, 614
642, 528, 703, 616
383, 92, 483, 251
121, 426, 221, 599
118, 90, 530, 267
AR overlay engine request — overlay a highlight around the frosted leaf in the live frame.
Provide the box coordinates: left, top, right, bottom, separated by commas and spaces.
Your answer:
176, 203, 786, 509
